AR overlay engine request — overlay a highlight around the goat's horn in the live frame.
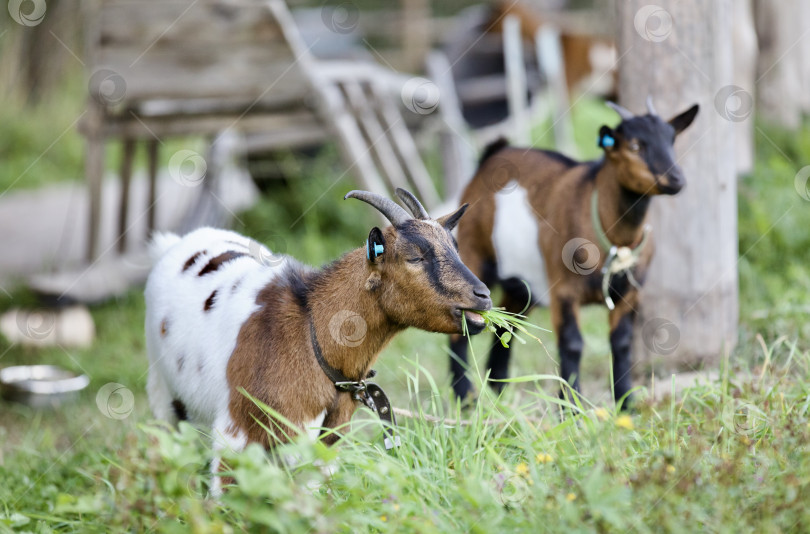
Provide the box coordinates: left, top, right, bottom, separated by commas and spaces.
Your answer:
646, 95, 658, 116
606, 101, 634, 120
394, 188, 429, 219
344, 190, 412, 227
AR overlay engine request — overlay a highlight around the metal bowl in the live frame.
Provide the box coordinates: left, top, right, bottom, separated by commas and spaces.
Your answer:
0, 365, 89, 407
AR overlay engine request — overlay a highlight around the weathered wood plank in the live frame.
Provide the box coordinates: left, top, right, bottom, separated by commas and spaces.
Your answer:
96, 109, 319, 139
371, 84, 440, 209
89, 0, 307, 103
94, 44, 307, 102
98, 1, 283, 47
342, 81, 409, 192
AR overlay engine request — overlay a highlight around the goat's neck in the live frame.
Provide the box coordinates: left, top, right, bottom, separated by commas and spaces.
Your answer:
307, 248, 401, 382
593, 161, 651, 248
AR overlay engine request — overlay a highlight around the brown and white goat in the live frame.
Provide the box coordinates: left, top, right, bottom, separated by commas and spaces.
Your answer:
145, 189, 491, 490
449, 99, 699, 407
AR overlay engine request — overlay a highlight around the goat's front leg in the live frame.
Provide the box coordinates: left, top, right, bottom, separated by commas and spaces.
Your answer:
209, 413, 248, 496
552, 296, 583, 402
449, 334, 476, 401
609, 306, 636, 410
486, 276, 534, 394
319, 393, 357, 446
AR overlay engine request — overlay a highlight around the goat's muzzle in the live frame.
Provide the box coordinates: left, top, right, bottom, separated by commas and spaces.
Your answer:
658, 166, 685, 195
456, 283, 492, 335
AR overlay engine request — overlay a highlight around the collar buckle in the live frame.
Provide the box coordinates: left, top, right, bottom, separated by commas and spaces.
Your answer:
334, 380, 367, 393
592, 190, 651, 310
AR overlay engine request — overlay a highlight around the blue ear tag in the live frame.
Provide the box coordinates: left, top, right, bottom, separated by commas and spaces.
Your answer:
366, 240, 384, 260
599, 134, 615, 148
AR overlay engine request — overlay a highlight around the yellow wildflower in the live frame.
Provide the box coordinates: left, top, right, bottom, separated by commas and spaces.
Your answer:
566, 493, 577, 502
393, 504, 400, 511
666, 465, 676, 474
536, 453, 554, 464
595, 407, 609, 421
515, 462, 530, 476
380, 515, 387, 522
615, 414, 634, 430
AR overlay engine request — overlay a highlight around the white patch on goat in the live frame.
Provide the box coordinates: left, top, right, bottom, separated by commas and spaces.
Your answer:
145, 227, 288, 432
492, 181, 551, 306
283, 409, 329, 466
306, 409, 327, 441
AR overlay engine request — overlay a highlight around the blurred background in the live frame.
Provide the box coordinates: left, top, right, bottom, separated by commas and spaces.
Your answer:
1, 0, 809, 435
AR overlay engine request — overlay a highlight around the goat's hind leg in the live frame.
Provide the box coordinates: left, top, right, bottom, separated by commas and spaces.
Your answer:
147, 367, 179, 425
609, 307, 636, 410
552, 296, 584, 407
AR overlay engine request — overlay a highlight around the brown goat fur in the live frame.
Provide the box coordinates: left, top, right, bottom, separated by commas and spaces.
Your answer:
167, 195, 493, 449
145, 190, 492, 495
449, 102, 699, 406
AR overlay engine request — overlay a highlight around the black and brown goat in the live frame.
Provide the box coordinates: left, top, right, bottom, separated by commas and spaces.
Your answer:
449, 99, 699, 406
145, 189, 491, 493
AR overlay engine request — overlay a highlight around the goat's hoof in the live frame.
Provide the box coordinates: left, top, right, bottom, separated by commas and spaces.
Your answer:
616, 394, 637, 412
452, 382, 478, 409
460, 392, 478, 410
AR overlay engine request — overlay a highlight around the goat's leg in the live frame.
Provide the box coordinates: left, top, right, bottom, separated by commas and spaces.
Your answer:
449, 252, 496, 401
146, 368, 178, 424
209, 414, 247, 497
486, 327, 511, 394
609, 307, 636, 410
486, 276, 534, 393
320, 394, 356, 446
553, 296, 583, 403
450, 334, 476, 400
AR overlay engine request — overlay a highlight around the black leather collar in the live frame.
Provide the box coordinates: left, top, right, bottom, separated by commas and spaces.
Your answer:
309, 320, 365, 384
309, 319, 399, 449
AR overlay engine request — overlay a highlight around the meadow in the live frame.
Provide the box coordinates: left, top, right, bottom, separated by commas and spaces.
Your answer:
2, 80, 810, 532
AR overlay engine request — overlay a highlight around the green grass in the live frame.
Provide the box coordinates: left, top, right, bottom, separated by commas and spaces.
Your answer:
0, 71, 86, 193
3, 74, 810, 530
3, 329, 810, 532
0, 69, 209, 194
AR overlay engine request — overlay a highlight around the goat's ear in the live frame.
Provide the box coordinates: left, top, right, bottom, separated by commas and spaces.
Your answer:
669, 104, 699, 135
598, 126, 616, 150
436, 203, 469, 231
366, 227, 386, 264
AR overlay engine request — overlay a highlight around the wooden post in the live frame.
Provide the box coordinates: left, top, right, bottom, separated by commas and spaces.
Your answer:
753, 0, 807, 129
146, 139, 159, 233
425, 51, 476, 201
117, 138, 135, 253
400, 0, 430, 72
616, 1, 739, 373
731, 0, 757, 175
84, 102, 105, 262
503, 15, 530, 146
534, 26, 577, 157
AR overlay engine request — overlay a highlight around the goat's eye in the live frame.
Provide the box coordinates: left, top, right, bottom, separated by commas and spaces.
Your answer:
407, 256, 423, 264
628, 141, 641, 152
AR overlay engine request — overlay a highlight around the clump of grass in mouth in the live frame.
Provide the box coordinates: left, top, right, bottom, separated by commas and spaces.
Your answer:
462, 307, 549, 348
